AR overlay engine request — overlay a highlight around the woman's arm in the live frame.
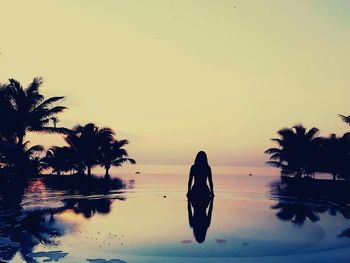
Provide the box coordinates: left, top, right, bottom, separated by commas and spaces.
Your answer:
208, 166, 214, 196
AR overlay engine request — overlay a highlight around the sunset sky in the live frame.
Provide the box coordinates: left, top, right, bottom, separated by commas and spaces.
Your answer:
1, 0, 349, 166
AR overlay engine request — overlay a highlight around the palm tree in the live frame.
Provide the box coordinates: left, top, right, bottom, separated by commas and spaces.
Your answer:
265, 124, 320, 178
41, 146, 78, 175
5, 77, 69, 146
65, 123, 115, 176
315, 133, 350, 180
0, 140, 44, 176
99, 139, 136, 177
339, 114, 350, 126
336, 133, 350, 180
0, 83, 17, 141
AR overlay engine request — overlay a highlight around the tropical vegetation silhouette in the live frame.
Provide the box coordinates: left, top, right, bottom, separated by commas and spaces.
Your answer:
265, 116, 350, 180
61, 124, 135, 177
265, 125, 320, 179
0, 76, 135, 261
0, 77, 68, 146
0, 77, 135, 178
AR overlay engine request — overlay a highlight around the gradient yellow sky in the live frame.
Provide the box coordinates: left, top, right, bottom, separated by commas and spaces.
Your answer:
0, 0, 349, 166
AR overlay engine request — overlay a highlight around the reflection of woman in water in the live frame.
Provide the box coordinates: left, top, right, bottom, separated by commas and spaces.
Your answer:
187, 151, 214, 198
187, 197, 214, 243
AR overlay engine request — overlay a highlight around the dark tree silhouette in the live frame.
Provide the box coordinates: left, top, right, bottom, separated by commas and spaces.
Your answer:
41, 146, 78, 175
0, 78, 69, 176
99, 139, 136, 177
0, 83, 17, 141
316, 133, 350, 180
38, 124, 135, 177
0, 140, 44, 176
3, 77, 69, 146
64, 123, 115, 176
265, 125, 320, 178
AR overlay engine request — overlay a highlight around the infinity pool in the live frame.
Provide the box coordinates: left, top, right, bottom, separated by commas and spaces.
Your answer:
1, 166, 350, 263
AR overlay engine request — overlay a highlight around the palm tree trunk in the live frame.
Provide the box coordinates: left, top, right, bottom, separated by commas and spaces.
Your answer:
105, 167, 110, 176
104, 166, 111, 179
18, 133, 24, 147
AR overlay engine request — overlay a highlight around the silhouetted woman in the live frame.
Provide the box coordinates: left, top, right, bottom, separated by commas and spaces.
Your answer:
187, 151, 214, 199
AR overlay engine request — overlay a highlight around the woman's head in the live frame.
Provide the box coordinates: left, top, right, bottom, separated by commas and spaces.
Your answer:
194, 151, 208, 167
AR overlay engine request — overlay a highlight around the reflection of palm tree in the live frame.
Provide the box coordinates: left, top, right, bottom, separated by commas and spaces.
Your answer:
44, 174, 125, 197
265, 125, 320, 178
187, 197, 214, 243
0, 176, 123, 262
99, 139, 136, 177
0, 180, 65, 262
0, 210, 67, 262
64, 198, 113, 218
65, 123, 114, 176
271, 202, 327, 225
270, 180, 350, 237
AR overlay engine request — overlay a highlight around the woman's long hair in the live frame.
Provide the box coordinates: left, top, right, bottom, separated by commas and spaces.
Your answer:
194, 151, 209, 167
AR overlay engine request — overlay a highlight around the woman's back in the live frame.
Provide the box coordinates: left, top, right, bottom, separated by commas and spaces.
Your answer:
191, 165, 211, 187
187, 151, 215, 198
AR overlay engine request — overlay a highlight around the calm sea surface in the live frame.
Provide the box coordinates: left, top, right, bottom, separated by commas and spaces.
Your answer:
1, 165, 350, 263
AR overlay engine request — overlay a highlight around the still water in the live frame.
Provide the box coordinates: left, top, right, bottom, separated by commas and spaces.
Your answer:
1, 165, 350, 262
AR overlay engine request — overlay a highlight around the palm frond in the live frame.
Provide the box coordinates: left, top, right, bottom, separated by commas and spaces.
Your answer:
114, 139, 129, 148
339, 114, 350, 125
264, 147, 282, 154
278, 128, 294, 137
27, 144, 45, 154
36, 96, 65, 109
29, 126, 72, 134
26, 77, 43, 95
306, 127, 319, 139
292, 124, 307, 137
46, 106, 67, 114
271, 138, 283, 145
266, 161, 286, 168
269, 153, 284, 160
112, 158, 136, 166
